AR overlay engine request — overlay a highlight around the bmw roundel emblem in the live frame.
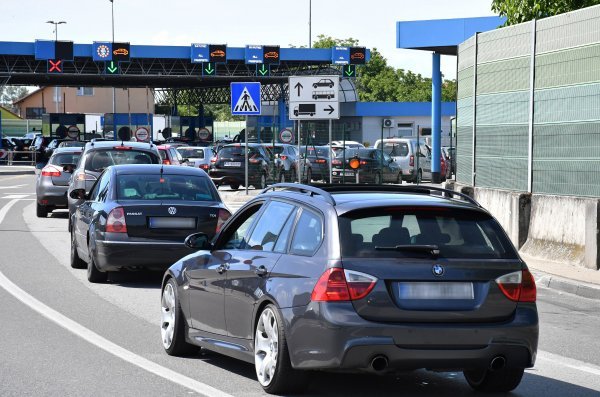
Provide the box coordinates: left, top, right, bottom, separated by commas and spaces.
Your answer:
168, 207, 177, 215
432, 264, 445, 276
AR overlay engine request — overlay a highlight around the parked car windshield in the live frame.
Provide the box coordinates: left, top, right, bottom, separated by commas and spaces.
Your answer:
117, 174, 218, 201
177, 148, 205, 159
85, 149, 159, 172
219, 146, 260, 158
339, 207, 518, 259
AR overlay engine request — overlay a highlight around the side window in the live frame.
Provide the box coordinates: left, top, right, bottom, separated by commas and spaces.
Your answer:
221, 204, 263, 250
273, 209, 298, 253
90, 172, 110, 201
246, 201, 296, 251
290, 209, 323, 256
172, 148, 183, 162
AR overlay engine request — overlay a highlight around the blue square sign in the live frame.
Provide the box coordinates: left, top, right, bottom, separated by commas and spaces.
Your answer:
231, 82, 261, 116
191, 44, 210, 63
245, 45, 263, 64
332, 46, 350, 65
93, 42, 113, 61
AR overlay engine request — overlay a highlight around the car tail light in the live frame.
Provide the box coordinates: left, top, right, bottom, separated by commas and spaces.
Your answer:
113, 146, 132, 150
331, 159, 342, 165
106, 207, 127, 233
409, 155, 414, 167
200, 164, 209, 170
360, 160, 367, 165
162, 159, 171, 165
41, 165, 61, 177
76, 172, 98, 182
216, 209, 231, 233
249, 157, 260, 164
495, 270, 536, 302
280, 155, 288, 160
315, 159, 327, 164
311, 268, 377, 302
210, 156, 218, 163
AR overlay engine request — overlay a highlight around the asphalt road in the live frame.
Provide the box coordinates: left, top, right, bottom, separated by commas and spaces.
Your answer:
1, 173, 600, 396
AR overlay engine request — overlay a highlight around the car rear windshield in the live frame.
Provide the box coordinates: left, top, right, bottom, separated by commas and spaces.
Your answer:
51, 153, 82, 166
383, 143, 409, 157
219, 146, 260, 158
59, 141, 85, 148
85, 149, 159, 172
117, 174, 218, 201
266, 146, 284, 155
339, 207, 518, 259
300, 147, 329, 157
178, 148, 205, 159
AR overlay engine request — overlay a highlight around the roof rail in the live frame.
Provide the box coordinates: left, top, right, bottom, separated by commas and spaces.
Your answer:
315, 184, 481, 207
261, 183, 337, 206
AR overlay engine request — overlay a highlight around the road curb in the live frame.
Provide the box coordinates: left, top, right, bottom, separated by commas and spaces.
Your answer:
533, 271, 600, 300
0, 170, 35, 176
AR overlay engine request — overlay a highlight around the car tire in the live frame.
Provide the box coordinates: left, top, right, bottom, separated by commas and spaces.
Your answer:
417, 169, 423, 184
396, 173, 402, 185
36, 203, 48, 218
70, 231, 87, 269
87, 246, 108, 283
278, 170, 286, 183
290, 168, 297, 183
161, 278, 199, 356
254, 304, 307, 394
230, 183, 240, 191
374, 173, 382, 185
255, 173, 267, 190
304, 168, 312, 184
464, 367, 525, 393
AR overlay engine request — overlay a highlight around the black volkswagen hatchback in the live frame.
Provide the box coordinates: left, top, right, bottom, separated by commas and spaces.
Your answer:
160, 184, 538, 394
70, 164, 230, 283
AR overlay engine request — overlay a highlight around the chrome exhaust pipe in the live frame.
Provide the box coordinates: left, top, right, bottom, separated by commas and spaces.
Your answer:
370, 355, 389, 372
489, 356, 506, 371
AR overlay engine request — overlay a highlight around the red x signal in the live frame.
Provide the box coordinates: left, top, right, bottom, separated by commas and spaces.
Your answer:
48, 59, 62, 73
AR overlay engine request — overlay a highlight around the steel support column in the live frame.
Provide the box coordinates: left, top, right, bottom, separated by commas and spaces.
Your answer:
431, 52, 442, 183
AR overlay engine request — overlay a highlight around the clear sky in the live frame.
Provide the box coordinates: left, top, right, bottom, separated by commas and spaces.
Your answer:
2, 0, 496, 80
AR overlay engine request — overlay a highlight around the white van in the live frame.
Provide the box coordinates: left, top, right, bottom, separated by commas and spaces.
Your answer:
373, 138, 431, 183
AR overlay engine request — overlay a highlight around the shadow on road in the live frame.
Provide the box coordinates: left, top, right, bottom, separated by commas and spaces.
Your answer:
107, 270, 164, 289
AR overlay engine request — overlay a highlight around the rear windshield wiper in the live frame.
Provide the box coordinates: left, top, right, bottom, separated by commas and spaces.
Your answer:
374, 244, 440, 257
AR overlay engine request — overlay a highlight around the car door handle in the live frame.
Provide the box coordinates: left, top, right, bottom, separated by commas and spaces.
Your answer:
255, 265, 268, 277
216, 264, 228, 274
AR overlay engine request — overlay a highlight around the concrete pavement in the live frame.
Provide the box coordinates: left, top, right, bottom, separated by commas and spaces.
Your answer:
0, 165, 35, 175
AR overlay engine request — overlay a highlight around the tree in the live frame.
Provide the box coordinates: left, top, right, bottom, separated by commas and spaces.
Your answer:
0, 86, 29, 111
491, 0, 600, 25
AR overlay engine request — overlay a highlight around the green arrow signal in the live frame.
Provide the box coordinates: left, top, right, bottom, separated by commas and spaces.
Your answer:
258, 64, 268, 76
107, 61, 118, 74
344, 65, 356, 77
204, 63, 215, 75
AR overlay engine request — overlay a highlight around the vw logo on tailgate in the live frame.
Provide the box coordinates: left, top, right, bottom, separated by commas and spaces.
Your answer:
432, 264, 445, 276
167, 207, 177, 215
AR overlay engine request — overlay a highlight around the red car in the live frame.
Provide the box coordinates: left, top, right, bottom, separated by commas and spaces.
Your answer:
157, 145, 186, 166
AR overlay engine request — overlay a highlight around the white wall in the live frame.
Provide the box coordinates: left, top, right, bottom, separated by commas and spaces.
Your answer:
361, 116, 452, 147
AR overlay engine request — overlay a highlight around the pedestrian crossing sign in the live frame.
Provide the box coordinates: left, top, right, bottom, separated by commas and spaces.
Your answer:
231, 82, 261, 116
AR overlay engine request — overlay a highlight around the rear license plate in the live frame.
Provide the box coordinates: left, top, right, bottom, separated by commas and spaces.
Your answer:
149, 217, 196, 229
398, 282, 474, 300
344, 171, 355, 176
224, 162, 241, 167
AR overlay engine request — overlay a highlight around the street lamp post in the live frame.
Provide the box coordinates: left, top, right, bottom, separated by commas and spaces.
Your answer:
46, 20, 66, 41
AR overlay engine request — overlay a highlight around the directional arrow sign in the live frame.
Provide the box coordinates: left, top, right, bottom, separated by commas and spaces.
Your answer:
257, 64, 269, 76
344, 65, 356, 78
288, 76, 339, 120
203, 62, 216, 76
106, 61, 119, 74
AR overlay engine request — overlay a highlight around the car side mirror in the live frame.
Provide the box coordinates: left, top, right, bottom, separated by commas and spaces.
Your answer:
182, 158, 189, 163
184, 232, 213, 250
69, 188, 87, 200
62, 163, 76, 173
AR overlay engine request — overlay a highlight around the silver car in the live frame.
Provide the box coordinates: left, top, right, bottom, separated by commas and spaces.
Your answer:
374, 138, 431, 183
176, 146, 213, 172
36, 147, 83, 217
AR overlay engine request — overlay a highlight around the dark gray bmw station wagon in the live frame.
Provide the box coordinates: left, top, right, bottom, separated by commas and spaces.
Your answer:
160, 184, 538, 394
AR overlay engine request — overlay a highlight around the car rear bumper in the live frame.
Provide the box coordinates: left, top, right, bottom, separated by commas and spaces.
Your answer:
37, 182, 69, 207
95, 239, 193, 271
282, 302, 538, 372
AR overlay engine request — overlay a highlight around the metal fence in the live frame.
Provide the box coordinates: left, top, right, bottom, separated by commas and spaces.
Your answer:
456, 5, 600, 197
1, 151, 37, 166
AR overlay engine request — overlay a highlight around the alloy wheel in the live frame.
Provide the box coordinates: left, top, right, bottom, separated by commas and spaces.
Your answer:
161, 283, 176, 350
255, 308, 279, 386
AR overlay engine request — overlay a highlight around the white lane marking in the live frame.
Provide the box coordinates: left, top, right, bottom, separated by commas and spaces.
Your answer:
3, 194, 29, 199
0, 199, 20, 225
0, 271, 234, 397
0, 184, 27, 189
537, 350, 600, 376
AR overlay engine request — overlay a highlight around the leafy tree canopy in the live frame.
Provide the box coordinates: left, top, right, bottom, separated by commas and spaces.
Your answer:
491, 0, 600, 25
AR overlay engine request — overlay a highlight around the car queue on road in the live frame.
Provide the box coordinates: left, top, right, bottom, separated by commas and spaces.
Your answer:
32, 135, 522, 395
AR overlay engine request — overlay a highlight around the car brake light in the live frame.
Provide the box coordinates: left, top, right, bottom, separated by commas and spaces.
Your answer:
332, 159, 342, 165
360, 160, 367, 165
200, 164, 209, 170
311, 268, 377, 302
41, 165, 61, 177
249, 158, 260, 164
495, 270, 536, 302
162, 159, 171, 165
106, 207, 127, 233
409, 155, 414, 167
113, 146, 132, 150
216, 209, 231, 233
315, 159, 327, 164
76, 172, 98, 181
210, 156, 217, 163
280, 155, 287, 160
